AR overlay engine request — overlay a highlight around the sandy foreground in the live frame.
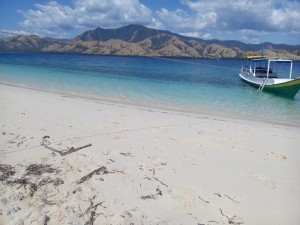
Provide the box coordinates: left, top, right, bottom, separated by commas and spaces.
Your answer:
0, 84, 299, 225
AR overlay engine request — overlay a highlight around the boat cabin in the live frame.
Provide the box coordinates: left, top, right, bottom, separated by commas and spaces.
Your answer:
241, 58, 293, 79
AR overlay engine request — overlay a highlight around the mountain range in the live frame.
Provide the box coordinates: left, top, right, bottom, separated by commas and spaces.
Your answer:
1, 24, 300, 59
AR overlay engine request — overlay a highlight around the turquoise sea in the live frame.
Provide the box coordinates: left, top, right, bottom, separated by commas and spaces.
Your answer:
0, 53, 300, 125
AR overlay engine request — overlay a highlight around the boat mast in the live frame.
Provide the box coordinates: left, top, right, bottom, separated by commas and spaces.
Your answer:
290, 61, 293, 79
267, 60, 270, 78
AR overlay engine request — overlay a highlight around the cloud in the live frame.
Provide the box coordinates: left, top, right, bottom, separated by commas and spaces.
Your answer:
16, 0, 300, 43
157, 0, 300, 42
0, 29, 30, 36
0, 29, 31, 38
240, 29, 268, 43
73, 0, 153, 28
179, 32, 212, 40
202, 33, 213, 40
18, 0, 155, 37
156, 7, 216, 32
19, 2, 74, 32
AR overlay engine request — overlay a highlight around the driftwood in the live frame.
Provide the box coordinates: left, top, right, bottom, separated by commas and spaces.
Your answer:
153, 177, 168, 187
198, 196, 210, 204
120, 152, 134, 157
140, 186, 162, 200
41, 136, 92, 156
224, 194, 240, 203
60, 144, 92, 156
214, 193, 222, 197
140, 194, 156, 200
214, 193, 240, 203
78, 166, 108, 184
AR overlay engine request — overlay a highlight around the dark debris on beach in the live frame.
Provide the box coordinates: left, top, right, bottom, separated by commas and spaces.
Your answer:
0, 164, 16, 181
1, 163, 64, 198
25, 164, 58, 176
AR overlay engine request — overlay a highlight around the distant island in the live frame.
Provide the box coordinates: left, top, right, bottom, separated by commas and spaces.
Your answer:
1, 24, 300, 59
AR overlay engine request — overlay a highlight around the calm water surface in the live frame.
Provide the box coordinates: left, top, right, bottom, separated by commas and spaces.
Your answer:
0, 53, 299, 124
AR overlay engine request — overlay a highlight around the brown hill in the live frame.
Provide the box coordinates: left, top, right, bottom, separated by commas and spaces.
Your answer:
1, 25, 300, 59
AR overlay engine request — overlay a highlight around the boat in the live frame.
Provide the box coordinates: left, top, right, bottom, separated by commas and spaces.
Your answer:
239, 57, 300, 98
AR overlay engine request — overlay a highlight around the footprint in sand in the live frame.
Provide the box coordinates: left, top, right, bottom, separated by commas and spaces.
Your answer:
248, 173, 276, 189
266, 152, 287, 161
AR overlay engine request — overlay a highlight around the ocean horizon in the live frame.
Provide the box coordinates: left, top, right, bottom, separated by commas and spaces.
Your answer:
0, 53, 300, 125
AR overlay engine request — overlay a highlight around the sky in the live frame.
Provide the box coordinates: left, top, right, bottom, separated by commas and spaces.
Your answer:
0, 0, 300, 45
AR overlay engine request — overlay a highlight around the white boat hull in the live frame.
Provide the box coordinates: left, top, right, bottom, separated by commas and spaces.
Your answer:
239, 72, 300, 98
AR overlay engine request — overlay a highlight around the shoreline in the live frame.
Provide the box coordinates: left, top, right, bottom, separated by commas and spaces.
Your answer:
1, 83, 300, 224
1, 82, 299, 128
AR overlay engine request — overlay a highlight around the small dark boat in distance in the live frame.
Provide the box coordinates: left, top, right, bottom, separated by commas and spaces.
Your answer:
239, 58, 300, 99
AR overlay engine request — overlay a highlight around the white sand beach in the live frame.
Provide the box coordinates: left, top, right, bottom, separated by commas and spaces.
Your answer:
0, 83, 300, 225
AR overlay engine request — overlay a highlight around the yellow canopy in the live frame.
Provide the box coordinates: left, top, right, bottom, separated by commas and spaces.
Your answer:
243, 55, 266, 59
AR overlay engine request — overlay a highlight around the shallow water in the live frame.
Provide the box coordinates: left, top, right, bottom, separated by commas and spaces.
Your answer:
0, 53, 299, 124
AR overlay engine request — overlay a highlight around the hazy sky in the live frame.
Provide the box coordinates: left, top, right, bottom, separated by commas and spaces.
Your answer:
1, 0, 300, 44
